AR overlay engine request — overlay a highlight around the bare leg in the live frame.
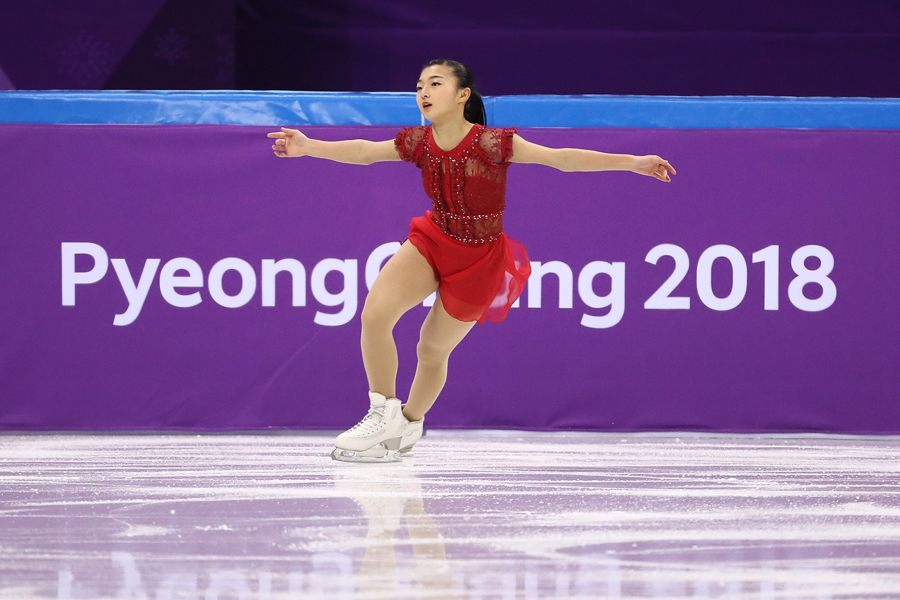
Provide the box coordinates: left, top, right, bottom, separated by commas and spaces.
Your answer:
404, 296, 476, 421
361, 241, 438, 399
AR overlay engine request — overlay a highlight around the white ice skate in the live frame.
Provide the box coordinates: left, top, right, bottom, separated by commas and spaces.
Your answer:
331, 392, 410, 463
398, 411, 423, 455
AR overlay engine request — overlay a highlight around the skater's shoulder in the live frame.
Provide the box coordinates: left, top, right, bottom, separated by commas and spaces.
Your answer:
394, 125, 429, 162
396, 124, 429, 138
477, 124, 517, 165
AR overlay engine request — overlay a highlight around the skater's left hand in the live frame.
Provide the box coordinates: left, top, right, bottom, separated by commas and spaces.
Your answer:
633, 155, 676, 182
267, 127, 311, 158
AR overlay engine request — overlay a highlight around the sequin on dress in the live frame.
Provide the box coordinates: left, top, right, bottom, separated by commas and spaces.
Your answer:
395, 123, 531, 324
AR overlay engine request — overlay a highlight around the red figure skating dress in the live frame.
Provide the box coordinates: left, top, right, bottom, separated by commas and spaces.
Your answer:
395, 123, 531, 324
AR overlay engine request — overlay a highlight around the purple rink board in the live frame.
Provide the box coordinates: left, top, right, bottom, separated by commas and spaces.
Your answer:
1, 124, 898, 433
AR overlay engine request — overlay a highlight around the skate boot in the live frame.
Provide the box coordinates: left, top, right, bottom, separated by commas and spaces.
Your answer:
399, 408, 423, 455
331, 392, 409, 463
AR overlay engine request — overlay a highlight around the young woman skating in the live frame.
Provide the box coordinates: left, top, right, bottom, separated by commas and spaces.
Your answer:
267, 59, 675, 462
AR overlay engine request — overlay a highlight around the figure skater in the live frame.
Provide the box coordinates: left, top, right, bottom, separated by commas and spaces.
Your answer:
267, 59, 675, 463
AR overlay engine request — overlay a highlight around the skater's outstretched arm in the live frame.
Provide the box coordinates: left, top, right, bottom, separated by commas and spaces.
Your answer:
511, 134, 676, 182
267, 127, 401, 165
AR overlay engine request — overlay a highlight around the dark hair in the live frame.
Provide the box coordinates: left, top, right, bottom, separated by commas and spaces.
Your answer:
423, 59, 486, 126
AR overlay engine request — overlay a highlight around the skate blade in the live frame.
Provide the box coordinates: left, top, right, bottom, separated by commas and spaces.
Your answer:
330, 445, 401, 464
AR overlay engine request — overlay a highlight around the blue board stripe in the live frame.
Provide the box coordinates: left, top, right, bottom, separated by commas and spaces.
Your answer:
1, 90, 898, 129
490, 95, 900, 130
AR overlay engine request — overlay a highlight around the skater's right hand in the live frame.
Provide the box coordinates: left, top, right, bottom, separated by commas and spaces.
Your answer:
267, 127, 310, 158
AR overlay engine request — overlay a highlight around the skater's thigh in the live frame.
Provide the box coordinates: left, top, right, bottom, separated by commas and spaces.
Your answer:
418, 295, 476, 358
364, 241, 439, 323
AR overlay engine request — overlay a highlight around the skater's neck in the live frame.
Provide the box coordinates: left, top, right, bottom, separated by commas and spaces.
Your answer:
430, 119, 475, 153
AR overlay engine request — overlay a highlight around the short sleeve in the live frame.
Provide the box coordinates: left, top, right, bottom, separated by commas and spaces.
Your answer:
394, 126, 427, 163
500, 126, 517, 164
478, 126, 517, 165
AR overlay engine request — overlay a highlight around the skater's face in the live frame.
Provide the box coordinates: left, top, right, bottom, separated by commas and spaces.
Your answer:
416, 64, 470, 122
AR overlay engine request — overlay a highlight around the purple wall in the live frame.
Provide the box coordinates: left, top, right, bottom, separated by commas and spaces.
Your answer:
0, 0, 234, 90
1, 1, 899, 96
237, 0, 900, 97
2, 123, 898, 432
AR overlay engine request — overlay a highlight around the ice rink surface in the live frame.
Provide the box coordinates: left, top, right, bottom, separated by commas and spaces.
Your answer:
1, 431, 899, 599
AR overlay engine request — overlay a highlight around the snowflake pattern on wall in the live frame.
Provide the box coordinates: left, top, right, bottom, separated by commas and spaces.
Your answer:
58, 32, 111, 87
154, 28, 189, 66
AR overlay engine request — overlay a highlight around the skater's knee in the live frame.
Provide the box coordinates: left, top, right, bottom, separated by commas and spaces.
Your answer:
416, 337, 450, 366
361, 296, 397, 333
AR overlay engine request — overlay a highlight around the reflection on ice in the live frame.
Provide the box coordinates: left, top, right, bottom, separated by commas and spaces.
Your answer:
0, 432, 899, 599
334, 463, 460, 598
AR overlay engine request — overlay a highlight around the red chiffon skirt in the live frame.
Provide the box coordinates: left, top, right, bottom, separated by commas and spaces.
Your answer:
407, 211, 531, 324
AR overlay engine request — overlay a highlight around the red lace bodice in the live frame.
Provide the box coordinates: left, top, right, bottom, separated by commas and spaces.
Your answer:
395, 123, 517, 245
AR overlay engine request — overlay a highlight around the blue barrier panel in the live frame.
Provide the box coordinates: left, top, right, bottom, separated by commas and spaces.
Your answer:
0, 91, 422, 126
1, 91, 899, 129
489, 95, 900, 129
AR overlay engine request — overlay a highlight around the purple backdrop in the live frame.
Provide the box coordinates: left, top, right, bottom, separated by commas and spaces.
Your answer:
1, 124, 898, 432
237, 0, 900, 97
1, 1, 899, 97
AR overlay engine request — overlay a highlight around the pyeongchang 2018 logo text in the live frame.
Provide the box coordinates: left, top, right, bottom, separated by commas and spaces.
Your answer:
62, 241, 835, 329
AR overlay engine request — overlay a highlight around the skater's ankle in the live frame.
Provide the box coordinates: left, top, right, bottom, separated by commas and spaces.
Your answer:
402, 405, 423, 422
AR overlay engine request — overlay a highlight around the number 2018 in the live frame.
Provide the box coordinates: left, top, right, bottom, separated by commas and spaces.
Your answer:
644, 244, 836, 312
